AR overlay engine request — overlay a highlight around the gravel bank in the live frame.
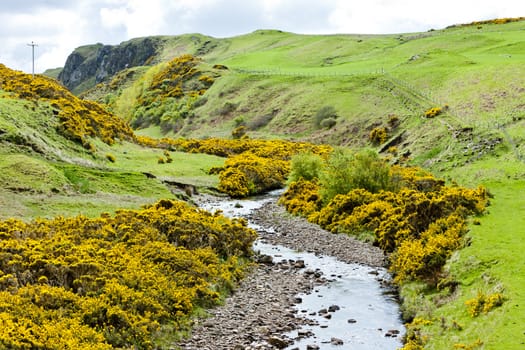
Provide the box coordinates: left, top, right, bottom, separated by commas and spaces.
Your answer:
174, 197, 389, 349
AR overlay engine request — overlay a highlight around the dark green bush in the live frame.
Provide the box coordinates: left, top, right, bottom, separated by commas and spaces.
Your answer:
193, 96, 208, 108
247, 113, 274, 130
313, 106, 337, 128
217, 101, 238, 116
320, 117, 337, 129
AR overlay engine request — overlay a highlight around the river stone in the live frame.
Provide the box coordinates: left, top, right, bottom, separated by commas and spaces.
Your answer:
331, 337, 344, 345
298, 329, 314, 338
258, 254, 274, 264
328, 305, 340, 312
267, 336, 289, 348
385, 329, 401, 337
294, 259, 306, 268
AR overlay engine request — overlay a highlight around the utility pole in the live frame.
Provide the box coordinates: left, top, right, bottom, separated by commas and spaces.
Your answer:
27, 41, 38, 78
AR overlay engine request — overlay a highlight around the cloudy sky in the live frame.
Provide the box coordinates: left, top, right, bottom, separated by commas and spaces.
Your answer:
1, 0, 523, 73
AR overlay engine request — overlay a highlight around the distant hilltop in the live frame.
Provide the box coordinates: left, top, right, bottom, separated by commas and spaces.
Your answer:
56, 17, 525, 95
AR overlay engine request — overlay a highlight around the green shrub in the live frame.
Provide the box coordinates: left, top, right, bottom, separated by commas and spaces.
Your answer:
218, 101, 238, 116
193, 96, 208, 108
320, 117, 337, 129
105, 154, 116, 163
233, 116, 246, 127
288, 152, 324, 183
247, 113, 274, 130
319, 149, 393, 203
319, 148, 355, 203
388, 114, 400, 128
313, 106, 337, 128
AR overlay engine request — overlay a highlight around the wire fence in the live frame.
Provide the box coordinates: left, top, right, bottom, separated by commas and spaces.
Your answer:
231, 68, 382, 78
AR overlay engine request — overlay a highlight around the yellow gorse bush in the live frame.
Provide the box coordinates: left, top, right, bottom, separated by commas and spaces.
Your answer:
369, 127, 388, 145
130, 54, 217, 133
219, 153, 289, 198
137, 136, 333, 197
465, 291, 505, 317
0, 64, 134, 149
424, 107, 442, 118
280, 166, 489, 285
136, 54, 210, 107
278, 178, 321, 217
0, 199, 256, 349
461, 17, 525, 26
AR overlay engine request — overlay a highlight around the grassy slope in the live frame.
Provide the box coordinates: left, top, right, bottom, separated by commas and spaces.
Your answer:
0, 95, 224, 220
436, 180, 525, 349
105, 22, 523, 171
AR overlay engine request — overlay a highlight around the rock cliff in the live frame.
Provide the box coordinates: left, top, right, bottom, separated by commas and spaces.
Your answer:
58, 37, 164, 94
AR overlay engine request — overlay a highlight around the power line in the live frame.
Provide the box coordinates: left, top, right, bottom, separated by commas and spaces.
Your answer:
27, 41, 38, 78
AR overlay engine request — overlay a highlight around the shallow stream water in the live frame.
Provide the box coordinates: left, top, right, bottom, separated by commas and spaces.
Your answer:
198, 192, 404, 349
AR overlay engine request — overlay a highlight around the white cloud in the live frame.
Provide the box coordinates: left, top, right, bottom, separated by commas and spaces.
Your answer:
0, 0, 524, 73
329, 0, 525, 34
100, 7, 129, 30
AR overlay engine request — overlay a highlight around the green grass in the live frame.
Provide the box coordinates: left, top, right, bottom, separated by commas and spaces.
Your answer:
103, 20, 523, 170
0, 98, 93, 162
0, 154, 69, 194
96, 141, 224, 187
0, 144, 224, 220
0, 88, 226, 220
0, 154, 177, 220
0, 95, 225, 220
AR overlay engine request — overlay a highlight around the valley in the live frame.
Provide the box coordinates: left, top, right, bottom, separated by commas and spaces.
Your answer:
0, 17, 524, 349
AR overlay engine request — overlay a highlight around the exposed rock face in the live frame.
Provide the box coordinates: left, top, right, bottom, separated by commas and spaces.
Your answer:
58, 37, 163, 93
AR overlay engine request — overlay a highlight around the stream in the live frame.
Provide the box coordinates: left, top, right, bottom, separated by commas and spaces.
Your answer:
198, 192, 405, 349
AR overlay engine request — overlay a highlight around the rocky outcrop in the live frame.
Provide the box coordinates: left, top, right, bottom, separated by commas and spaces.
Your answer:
58, 37, 163, 93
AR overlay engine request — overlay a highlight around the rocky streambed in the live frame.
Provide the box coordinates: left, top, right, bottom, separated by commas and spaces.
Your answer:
174, 193, 404, 349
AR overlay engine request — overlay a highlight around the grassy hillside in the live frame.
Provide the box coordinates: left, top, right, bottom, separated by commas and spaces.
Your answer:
0, 65, 224, 220
83, 20, 524, 178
